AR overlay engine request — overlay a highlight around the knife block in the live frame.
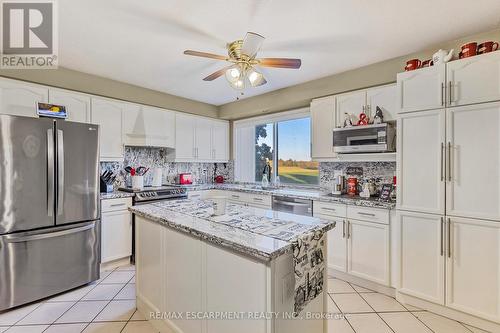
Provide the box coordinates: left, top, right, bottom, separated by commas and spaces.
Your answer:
100, 178, 114, 193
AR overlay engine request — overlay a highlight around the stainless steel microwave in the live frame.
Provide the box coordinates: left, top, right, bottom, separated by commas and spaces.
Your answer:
333, 123, 396, 154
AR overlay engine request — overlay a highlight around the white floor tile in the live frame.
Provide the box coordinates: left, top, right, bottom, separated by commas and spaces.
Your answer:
326, 295, 341, 314
403, 303, 425, 311
44, 323, 87, 333
121, 321, 159, 333
331, 294, 373, 313
463, 324, 491, 333
346, 313, 393, 333
327, 316, 354, 333
55, 301, 107, 324
413, 312, 472, 333
361, 293, 406, 312
380, 312, 433, 333
93, 270, 113, 285
351, 284, 376, 293
0, 327, 9, 333
4, 325, 48, 333
82, 322, 126, 333
128, 276, 135, 284
0, 303, 41, 326
328, 279, 356, 293
115, 265, 135, 271
114, 284, 135, 300
130, 310, 147, 321
94, 300, 135, 322
47, 285, 96, 302
100, 271, 134, 284
81, 284, 123, 301
17, 302, 74, 325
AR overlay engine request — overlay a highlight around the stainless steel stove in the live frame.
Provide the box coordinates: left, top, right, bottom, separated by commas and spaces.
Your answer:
119, 185, 187, 203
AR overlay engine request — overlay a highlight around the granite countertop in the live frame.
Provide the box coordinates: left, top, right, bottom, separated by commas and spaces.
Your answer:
100, 191, 135, 200
175, 183, 396, 209
130, 199, 336, 261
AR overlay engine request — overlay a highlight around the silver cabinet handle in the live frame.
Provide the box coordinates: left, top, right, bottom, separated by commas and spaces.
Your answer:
348, 221, 352, 239
322, 207, 336, 212
342, 220, 346, 238
448, 142, 452, 182
441, 82, 445, 106
57, 129, 64, 216
448, 81, 453, 105
447, 218, 452, 258
110, 203, 126, 207
231, 195, 240, 198
357, 212, 376, 217
6, 222, 95, 243
441, 142, 445, 181
440, 217, 445, 256
253, 197, 263, 201
47, 128, 54, 217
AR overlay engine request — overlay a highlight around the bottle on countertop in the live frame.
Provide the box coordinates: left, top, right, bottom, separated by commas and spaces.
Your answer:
390, 175, 397, 201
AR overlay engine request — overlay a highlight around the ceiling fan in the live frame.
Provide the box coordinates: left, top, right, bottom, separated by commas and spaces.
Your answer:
183, 32, 301, 90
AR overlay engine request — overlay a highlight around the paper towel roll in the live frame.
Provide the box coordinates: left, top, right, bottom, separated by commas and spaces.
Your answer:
152, 168, 162, 187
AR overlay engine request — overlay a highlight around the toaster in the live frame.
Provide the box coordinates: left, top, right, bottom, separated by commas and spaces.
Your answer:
177, 173, 193, 185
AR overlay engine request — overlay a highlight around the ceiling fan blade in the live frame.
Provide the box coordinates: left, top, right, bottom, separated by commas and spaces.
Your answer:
184, 50, 228, 61
202, 65, 234, 81
255, 76, 267, 87
241, 32, 265, 58
258, 58, 301, 69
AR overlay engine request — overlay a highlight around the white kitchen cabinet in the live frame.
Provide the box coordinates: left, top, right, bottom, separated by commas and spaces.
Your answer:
122, 105, 175, 148
366, 84, 397, 122
175, 113, 197, 160
397, 65, 446, 113
335, 90, 366, 127
0, 78, 48, 117
347, 219, 390, 286
397, 109, 446, 215
195, 117, 213, 161
310, 96, 335, 160
327, 218, 347, 272
447, 51, 500, 107
446, 216, 500, 323
446, 102, 500, 221
91, 97, 130, 161
212, 120, 229, 161
101, 198, 132, 264
48, 89, 90, 123
398, 211, 445, 305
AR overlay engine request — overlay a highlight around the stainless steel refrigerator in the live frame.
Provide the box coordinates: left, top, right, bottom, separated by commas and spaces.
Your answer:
0, 115, 100, 311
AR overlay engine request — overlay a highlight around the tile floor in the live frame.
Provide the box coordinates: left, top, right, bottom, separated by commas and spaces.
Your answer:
326, 278, 492, 333
0, 266, 493, 333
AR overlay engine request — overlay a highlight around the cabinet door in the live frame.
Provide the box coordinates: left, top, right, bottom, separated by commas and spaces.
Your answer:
175, 113, 196, 161
397, 65, 446, 113
448, 51, 500, 107
347, 219, 390, 286
310, 96, 335, 159
398, 211, 445, 305
326, 217, 347, 272
398, 109, 446, 214
212, 121, 229, 161
48, 89, 90, 123
143, 106, 175, 147
335, 90, 366, 127
91, 98, 127, 160
366, 84, 397, 122
101, 210, 132, 263
0, 78, 48, 117
446, 102, 500, 221
195, 117, 213, 161
446, 217, 500, 322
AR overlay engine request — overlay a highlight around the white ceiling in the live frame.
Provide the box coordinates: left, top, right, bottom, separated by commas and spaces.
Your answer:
60, 0, 500, 105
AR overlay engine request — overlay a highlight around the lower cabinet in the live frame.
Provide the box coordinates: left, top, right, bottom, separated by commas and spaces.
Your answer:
397, 211, 500, 323
101, 198, 132, 263
347, 219, 390, 286
326, 217, 347, 272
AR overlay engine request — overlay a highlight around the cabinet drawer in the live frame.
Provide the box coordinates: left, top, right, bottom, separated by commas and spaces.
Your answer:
246, 194, 271, 207
347, 206, 389, 224
102, 197, 132, 213
227, 191, 247, 203
314, 201, 347, 218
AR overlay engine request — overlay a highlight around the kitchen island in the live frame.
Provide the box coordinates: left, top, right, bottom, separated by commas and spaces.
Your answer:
130, 199, 336, 333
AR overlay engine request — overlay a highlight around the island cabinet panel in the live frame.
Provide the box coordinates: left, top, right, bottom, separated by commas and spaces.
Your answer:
206, 244, 269, 333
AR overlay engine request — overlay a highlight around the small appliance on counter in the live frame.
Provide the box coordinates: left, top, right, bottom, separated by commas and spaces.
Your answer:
176, 173, 193, 185
332, 171, 346, 195
214, 175, 224, 183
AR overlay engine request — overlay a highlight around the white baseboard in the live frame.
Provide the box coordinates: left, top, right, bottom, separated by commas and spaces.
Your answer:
100, 257, 131, 271
137, 296, 184, 333
329, 268, 396, 297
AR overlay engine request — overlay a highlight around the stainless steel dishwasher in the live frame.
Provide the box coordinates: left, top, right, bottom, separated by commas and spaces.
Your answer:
272, 195, 313, 216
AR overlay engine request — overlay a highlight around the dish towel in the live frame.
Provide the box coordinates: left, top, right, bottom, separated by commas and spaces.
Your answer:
292, 229, 326, 315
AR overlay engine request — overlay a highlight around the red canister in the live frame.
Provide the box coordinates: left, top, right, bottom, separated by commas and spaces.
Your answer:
347, 177, 358, 196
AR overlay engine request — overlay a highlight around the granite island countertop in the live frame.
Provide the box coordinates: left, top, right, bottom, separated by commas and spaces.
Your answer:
129, 198, 336, 261
100, 191, 135, 200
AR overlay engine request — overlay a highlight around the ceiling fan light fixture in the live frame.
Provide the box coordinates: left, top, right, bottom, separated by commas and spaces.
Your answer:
225, 65, 242, 84
230, 78, 245, 90
247, 68, 265, 87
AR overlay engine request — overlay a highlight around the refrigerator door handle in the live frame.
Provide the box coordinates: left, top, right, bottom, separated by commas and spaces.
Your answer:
57, 129, 64, 215
4, 221, 95, 243
47, 129, 54, 217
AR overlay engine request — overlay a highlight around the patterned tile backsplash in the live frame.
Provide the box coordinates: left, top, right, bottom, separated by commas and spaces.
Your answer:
319, 161, 396, 193
101, 146, 234, 188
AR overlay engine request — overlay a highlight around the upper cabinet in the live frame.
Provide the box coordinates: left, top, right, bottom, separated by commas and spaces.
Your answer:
91, 97, 131, 161
195, 117, 213, 161
335, 90, 366, 127
48, 89, 91, 123
211, 120, 229, 162
397, 65, 447, 113
447, 51, 500, 107
0, 78, 48, 117
123, 105, 175, 148
311, 96, 336, 160
175, 113, 197, 160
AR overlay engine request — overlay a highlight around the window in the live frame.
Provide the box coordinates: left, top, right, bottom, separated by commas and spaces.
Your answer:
236, 109, 318, 186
